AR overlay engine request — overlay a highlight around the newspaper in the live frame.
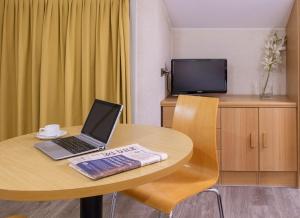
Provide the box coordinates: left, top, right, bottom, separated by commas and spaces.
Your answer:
69, 144, 168, 180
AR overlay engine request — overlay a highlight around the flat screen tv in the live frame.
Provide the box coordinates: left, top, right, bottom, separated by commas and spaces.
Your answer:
171, 59, 227, 95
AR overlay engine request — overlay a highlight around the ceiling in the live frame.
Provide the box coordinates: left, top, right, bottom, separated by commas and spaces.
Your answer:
163, 0, 295, 28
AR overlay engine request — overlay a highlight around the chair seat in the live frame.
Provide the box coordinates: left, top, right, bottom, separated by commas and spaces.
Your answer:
123, 164, 218, 213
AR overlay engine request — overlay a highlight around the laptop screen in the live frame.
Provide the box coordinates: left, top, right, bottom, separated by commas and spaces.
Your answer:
81, 99, 123, 143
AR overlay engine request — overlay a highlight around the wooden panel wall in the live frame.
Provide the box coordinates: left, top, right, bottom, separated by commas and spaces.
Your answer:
287, 0, 299, 102
286, 0, 300, 187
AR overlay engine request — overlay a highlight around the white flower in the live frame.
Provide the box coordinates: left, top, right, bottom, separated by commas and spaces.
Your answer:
262, 32, 285, 72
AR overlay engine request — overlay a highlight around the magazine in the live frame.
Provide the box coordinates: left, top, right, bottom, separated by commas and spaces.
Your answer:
69, 144, 168, 180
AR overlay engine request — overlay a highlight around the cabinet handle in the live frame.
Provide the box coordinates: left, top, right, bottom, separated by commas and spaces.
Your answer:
262, 133, 268, 148
250, 133, 255, 149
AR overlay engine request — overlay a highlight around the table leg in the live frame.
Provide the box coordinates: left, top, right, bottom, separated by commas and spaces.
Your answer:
80, 195, 103, 218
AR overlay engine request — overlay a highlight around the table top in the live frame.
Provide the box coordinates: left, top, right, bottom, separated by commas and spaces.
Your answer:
0, 124, 193, 201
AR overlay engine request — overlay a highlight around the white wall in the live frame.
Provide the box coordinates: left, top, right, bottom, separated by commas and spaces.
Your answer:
130, 2, 288, 125
164, 0, 294, 28
172, 28, 286, 95
131, 0, 172, 125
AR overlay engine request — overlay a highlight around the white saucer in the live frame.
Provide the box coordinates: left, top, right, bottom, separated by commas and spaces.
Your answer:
36, 130, 67, 140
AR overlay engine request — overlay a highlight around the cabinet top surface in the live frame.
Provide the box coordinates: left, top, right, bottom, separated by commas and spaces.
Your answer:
161, 95, 297, 108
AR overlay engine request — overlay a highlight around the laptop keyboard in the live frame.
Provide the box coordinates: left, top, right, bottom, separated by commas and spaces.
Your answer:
52, 136, 97, 154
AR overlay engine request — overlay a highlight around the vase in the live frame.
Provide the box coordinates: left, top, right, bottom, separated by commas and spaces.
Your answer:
260, 71, 273, 98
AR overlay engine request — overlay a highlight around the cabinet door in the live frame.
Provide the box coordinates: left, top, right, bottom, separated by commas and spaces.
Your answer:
259, 108, 297, 171
221, 108, 259, 171
162, 106, 175, 127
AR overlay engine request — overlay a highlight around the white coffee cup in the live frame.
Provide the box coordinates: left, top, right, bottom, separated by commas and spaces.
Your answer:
39, 124, 60, 137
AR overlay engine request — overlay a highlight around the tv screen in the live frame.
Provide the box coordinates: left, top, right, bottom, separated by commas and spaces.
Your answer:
171, 59, 227, 95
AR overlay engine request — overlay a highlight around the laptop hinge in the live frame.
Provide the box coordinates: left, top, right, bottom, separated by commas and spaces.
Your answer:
77, 134, 105, 149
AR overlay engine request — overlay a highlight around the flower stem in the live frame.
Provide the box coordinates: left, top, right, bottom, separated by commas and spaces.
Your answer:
262, 71, 271, 96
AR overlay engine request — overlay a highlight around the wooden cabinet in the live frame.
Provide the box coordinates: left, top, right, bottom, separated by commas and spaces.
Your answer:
161, 107, 175, 128
221, 108, 259, 171
221, 107, 297, 172
259, 108, 297, 171
161, 95, 298, 187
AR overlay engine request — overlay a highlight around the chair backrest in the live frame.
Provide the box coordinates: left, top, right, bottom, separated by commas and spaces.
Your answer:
172, 95, 219, 174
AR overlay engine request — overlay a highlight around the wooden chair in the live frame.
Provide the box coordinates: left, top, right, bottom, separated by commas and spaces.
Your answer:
110, 95, 224, 218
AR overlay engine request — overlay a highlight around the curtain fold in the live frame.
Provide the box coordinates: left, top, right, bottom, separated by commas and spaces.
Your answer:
0, 0, 131, 141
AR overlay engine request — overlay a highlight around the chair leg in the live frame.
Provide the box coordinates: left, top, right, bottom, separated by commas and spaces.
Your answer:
158, 211, 173, 218
110, 192, 118, 218
204, 188, 224, 218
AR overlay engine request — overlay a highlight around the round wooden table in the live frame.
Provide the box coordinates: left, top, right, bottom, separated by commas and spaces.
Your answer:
0, 124, 193, 218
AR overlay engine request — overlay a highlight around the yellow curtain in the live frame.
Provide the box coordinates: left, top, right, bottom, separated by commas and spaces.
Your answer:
0, 0, 131, 141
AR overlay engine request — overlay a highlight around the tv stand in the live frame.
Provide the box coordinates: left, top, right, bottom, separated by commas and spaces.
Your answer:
161, 95, 298, 188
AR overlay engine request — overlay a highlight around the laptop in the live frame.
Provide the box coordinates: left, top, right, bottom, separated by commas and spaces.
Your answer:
35, 99, 123, 160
